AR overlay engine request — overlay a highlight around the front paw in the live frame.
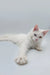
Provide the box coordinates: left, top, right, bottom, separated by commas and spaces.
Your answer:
15, 56, 27, 65
36, 47, 42, 51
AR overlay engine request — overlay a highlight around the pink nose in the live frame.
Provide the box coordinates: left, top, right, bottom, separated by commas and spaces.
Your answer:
36, 39, 38, 41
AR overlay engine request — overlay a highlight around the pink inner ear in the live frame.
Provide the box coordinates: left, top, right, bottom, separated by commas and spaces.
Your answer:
42, 30, 48, 36
33, 24, 39, 31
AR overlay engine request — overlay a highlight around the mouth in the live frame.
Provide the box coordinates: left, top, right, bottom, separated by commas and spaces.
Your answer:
35, 39, 38, 41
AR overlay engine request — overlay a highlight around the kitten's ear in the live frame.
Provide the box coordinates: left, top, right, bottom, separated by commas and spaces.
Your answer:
42, 30, 48, 36
33, 24, 39, 31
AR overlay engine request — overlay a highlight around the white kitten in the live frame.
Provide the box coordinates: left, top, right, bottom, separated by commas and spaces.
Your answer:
0, 25, 48, 65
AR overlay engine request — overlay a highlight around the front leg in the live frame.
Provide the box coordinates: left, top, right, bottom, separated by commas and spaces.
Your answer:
35, 45, 42, 51
15, 44, 28, 65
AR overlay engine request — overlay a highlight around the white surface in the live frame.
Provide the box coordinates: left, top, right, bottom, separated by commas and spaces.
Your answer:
0, 34, 50, 75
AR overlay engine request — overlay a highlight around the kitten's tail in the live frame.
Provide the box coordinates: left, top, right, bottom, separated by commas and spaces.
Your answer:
0, 34, 13, 41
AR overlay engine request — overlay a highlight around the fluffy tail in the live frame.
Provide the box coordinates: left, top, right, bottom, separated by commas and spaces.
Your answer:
0, 34, 12, 41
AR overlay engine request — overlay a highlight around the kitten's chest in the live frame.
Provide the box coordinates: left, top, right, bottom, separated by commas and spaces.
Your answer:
30, 41, 38, 48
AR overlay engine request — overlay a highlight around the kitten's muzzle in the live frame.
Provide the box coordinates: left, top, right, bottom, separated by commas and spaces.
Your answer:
35, 39, 38, 41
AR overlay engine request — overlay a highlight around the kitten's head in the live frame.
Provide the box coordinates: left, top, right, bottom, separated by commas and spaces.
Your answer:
31, 24, 48, 42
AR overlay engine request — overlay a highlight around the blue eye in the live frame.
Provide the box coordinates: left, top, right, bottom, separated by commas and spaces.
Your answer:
34, 34, 37, 36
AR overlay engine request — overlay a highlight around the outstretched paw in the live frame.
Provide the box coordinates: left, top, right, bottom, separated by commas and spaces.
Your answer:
15, 56, 27, 65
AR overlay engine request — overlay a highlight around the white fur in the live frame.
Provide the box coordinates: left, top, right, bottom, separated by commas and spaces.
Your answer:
0, 28, 46, 65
